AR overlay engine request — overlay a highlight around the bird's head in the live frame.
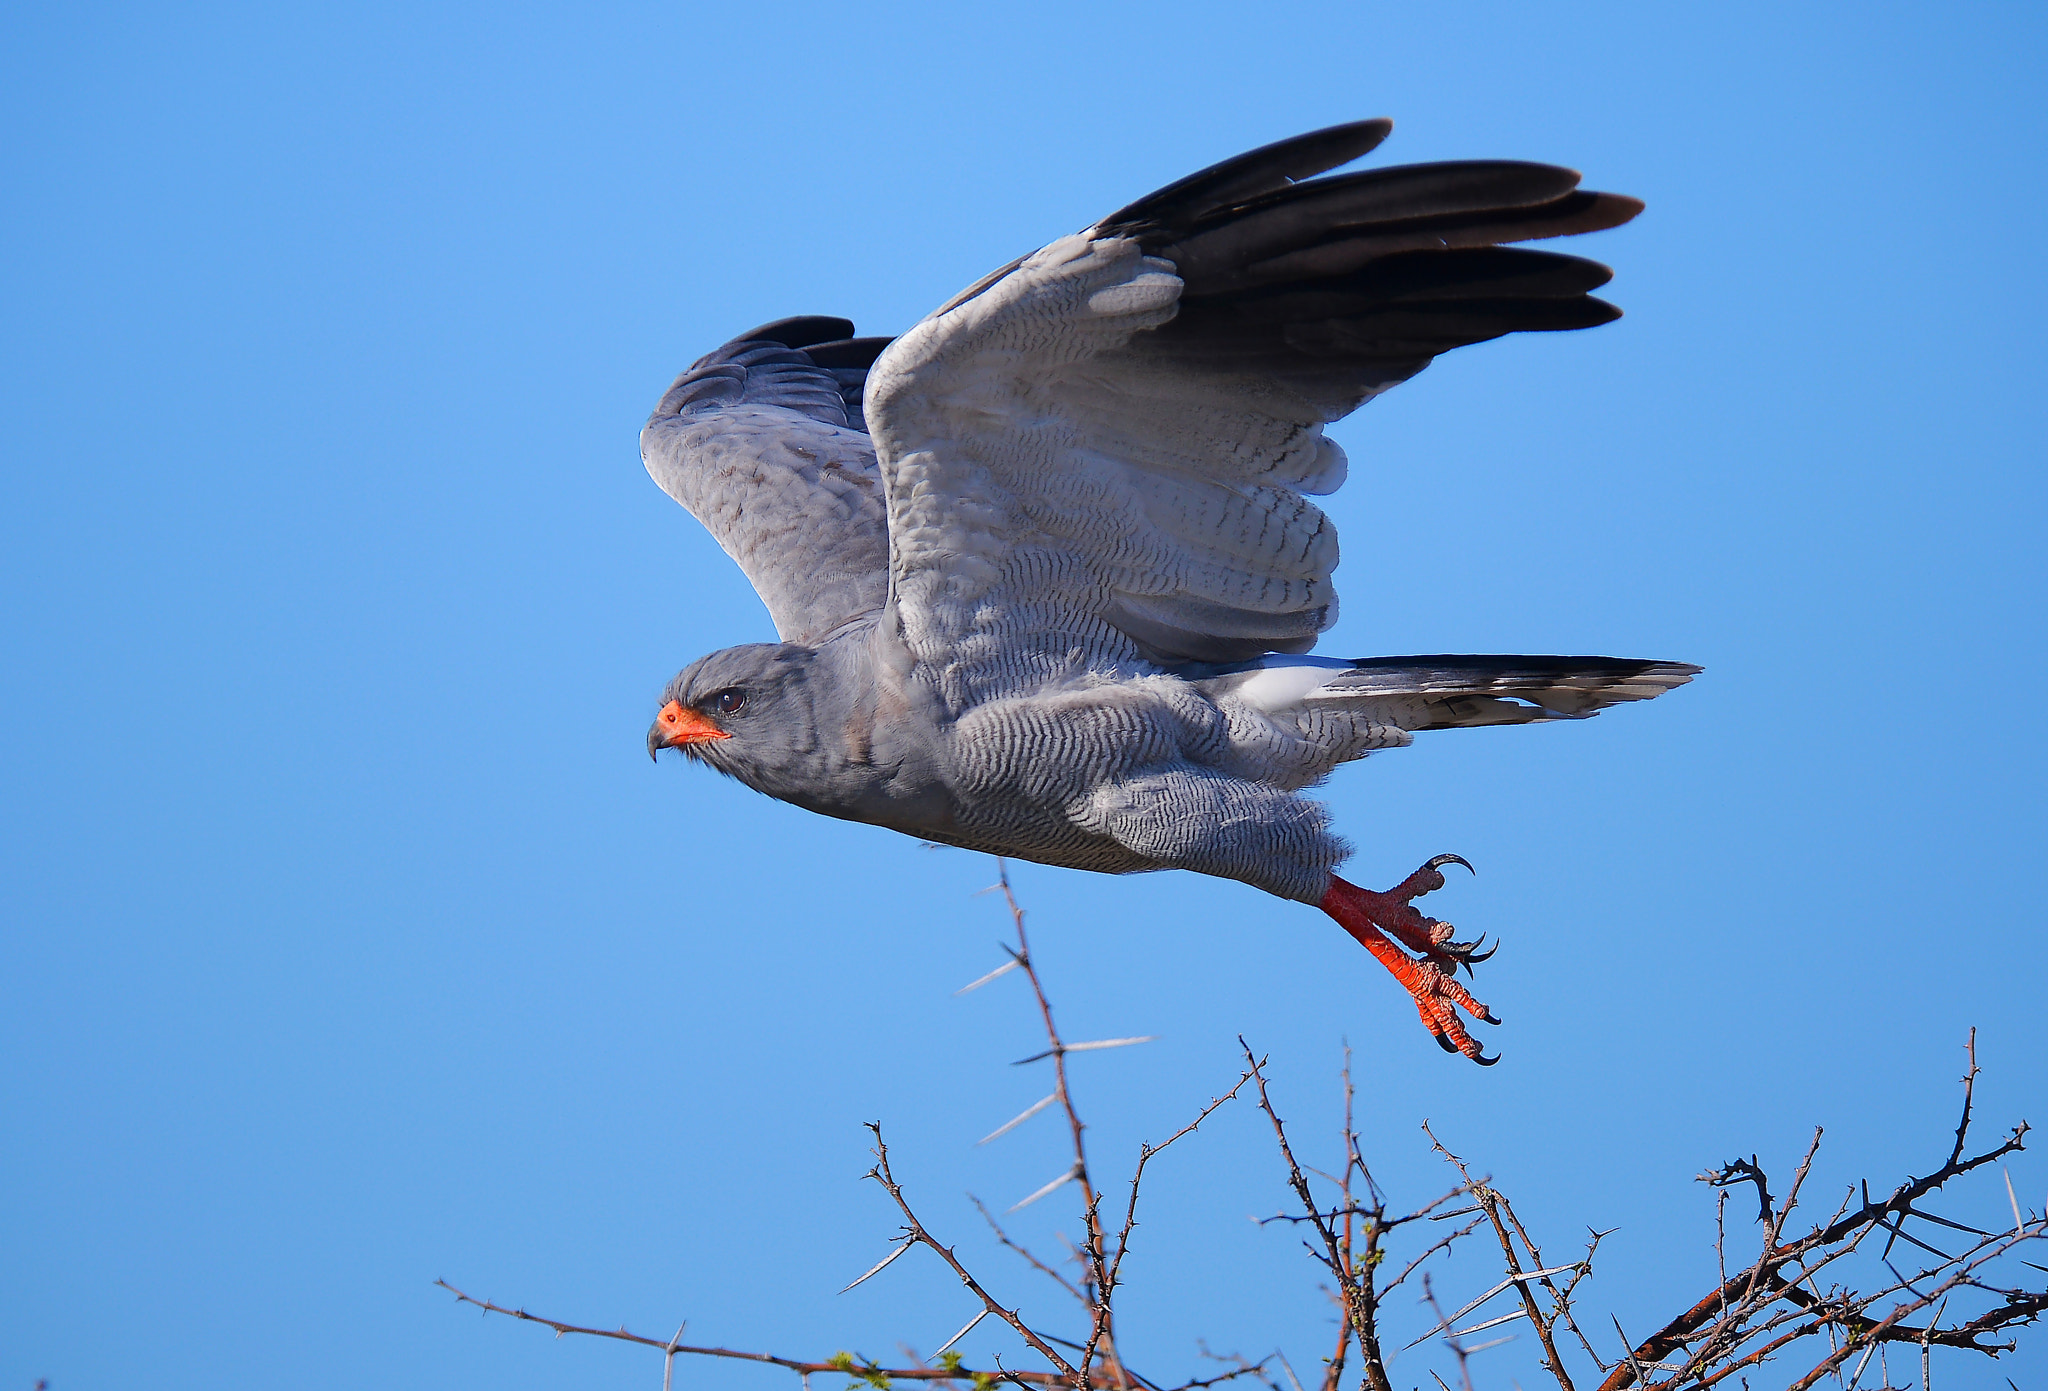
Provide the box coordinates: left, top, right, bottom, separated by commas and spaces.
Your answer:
647, 642, 819, 783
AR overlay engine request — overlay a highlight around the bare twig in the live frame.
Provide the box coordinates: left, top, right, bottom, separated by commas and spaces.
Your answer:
1425, 1123, 1582, 1391
866, 1120, 1082, 1381
1596, 1032, 2042, 1391
436, 1279, 1064, 1385
992, 862, 1120, 1378
1244, 1041, 1406, 1391
974, 1195, 1091, 1308
1104, 1068, 1255, 1307
1419, 1272, 1477, 1391
446, 876, 2043, 1391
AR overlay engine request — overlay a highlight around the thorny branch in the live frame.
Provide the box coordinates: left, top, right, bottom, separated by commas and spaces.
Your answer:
1243, 1039, 1481, 1391
443, 869, 2044, 1391
973, 1195, 1091, 1309
990, 862, 1120, 1383
984, 860, 1256, 1388
1236, 1030, 2042, 1391
1424, 1122, 1595, 1391
436, 1279, 1062, 1385
442, 861, 1264, 1391
867, 1119, 1083, 1382
1593, 1028, 2045, 1391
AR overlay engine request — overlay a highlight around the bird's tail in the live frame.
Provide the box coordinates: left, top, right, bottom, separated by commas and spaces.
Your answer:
1219, 654, 1699, 731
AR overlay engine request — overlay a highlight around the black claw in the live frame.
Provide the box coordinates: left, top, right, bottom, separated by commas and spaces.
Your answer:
1433, 1032, 1459, 1054
1473, 1049, 1501, 1067
1481, 1010, 1503, 1026
1427, 853, 1475, 876
1444, 936, 1496, 974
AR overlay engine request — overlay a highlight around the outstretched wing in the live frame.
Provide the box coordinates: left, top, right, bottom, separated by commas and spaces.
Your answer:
641, 317, 896, 647
865, 119, 1641, 696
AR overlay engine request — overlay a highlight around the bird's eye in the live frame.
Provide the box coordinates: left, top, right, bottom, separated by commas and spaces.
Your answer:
714, 688, 747, 716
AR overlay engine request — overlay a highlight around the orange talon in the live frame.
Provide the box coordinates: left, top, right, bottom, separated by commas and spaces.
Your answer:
1320, 862, 1501, 1065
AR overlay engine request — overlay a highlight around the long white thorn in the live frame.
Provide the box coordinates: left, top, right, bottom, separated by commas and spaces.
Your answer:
1450, 1309, 1528, 1340
933, 1309, 988, 1357
1012, 1036, 1158, 1066
955, 960, 1020, 995
979, 1094, 1058, 1145
662, 1322, 686, 1391
1442, 1264, 1585, 1327
1843, 1339, 1877, 1391
1061, 1035, 1157, 1053
1407, 1306, 1538, 1352
1008, 1163, 1081, 1212
840, 1240, 913, 1293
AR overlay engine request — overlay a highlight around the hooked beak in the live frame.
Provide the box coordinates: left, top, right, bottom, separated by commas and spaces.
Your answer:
647, 699, 733, 761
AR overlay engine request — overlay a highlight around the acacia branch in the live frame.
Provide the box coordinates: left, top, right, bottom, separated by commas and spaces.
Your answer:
867, 1121, 1082, 1382
993, 863, 1120, 1379
1596, 1031, 2039, 1391
1243, 1041, 1401, 1391
435, 1280, 1061, 1384
972, 1195, 1091, 1309
444, 876, 2044, 1391
1104, 1067, 1254, 1306
1425, 1123, 1582, 1391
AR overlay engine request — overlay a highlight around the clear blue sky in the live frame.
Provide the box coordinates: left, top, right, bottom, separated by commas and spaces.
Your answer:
4, 3, 2043, 1388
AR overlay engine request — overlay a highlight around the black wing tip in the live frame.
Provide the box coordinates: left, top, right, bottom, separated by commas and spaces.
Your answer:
727, 315, 857, 350
1582, 295, 1625, 328
802, 336, 895, 369
1596, 192, 1646, 228
1099, 121, 1642, 386
1097, 117, 1396, 234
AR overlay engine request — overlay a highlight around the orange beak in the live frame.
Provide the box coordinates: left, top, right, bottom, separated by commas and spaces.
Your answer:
647, 699, 732, 760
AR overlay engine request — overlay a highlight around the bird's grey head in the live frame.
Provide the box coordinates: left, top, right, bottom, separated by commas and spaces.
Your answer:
647, 642, 822, 786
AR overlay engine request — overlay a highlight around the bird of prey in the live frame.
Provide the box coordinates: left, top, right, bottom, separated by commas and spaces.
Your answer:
643, 119, 1696, 1063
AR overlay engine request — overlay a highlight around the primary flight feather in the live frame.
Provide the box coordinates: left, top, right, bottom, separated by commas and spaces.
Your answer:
642, 119, 1697, 1063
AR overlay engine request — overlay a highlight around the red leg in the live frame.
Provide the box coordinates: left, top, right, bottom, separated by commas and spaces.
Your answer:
1320, 856, 1502, 1065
